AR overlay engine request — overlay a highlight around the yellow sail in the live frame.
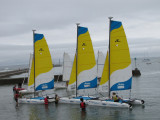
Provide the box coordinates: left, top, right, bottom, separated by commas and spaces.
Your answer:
100, 51, 109, 85
77, 26, 97, 89
110, 20, 132, 91
28, 54, 34, 91
28, 33, 54, 91
68, 54, 76, 90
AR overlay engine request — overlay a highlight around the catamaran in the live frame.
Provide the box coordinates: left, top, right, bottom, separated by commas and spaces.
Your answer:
19, 31, 55, 104
88, 18, 144, 108
59, 25, 98, 104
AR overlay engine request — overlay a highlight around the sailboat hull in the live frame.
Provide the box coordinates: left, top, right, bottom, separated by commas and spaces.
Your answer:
98, 97, 144, 105
59, 97, 131, 108
19, 98, 45, 104
59, 97, 86, 104
54, 82, 67, 90
19, 90, 34, 94
123, 99, 145, 105
18, 97, 55, 104
88, 100, 131, 108
59, 96, 97, 104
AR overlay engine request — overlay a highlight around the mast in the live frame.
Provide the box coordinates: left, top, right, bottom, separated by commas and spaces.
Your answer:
76, 23, 80, 97
108, 17, 113, 98
97, 50, 99, 78
62, 52, 65, 81
135, 57, 137, 68
32, 30, 36, 97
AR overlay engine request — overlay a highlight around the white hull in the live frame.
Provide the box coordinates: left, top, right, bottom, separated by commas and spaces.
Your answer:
19, 98, 44, 104
54, 82, 67, 90
48, 98, 55, 102
54, 86, 67, 90
88, 100, 131, 108
19, 90, 34, 94
18, 98, 55, 104
99, 97, 144, 105
123, 99, 145, 105
59, 97, 90, 104
59, 97, 131, 108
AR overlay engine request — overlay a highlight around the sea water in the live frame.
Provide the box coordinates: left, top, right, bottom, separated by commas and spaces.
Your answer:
0, 57, 160, 120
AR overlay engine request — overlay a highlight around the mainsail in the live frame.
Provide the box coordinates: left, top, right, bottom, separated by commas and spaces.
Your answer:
68, 54, 76, 90
97, 51, 105, 78
99, 51, 109, 92
77, 26, 97, 90
27, 54, 34, 91
62, 52, 72, 81
28, 33, 54, 91
109, 21, 132, 91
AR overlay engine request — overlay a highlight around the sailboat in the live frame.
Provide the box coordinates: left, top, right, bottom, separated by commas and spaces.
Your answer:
59, 25, 98, 104
19, 32, 55, 104
88, 18, 144, 108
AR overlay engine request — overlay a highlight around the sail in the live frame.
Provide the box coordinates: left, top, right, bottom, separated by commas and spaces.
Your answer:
99, 51, 109, 92
29, 33, 54, 91
97, 51, 105, 78
28, 54, 34, 91
77, 26, 97, 90
68, 54, 76, 90
62, 52, 72, 81
110, 21, 132, 91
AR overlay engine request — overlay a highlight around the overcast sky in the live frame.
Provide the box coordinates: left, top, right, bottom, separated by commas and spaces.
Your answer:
0, 0, 160, 66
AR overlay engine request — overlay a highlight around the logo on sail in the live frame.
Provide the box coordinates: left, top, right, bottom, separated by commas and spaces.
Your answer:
115, 39, 120, 47
82, 43, 86, 46
39, 48, 44, 51
42, 84, 48, 89
84, 82, 90, 87
115, 39, 120, 42
117, 83, 124, 89
82, 43, 87, 50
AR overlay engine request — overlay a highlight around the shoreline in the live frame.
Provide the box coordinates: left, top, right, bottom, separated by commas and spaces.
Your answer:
0, 77, 28, 85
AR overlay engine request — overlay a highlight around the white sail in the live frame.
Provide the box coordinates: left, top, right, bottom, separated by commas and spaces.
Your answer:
27, 54, 34, 91
97, 51, 105, 78
62, 52, 72, 81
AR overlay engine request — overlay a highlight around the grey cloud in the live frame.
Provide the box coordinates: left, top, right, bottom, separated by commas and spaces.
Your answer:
0, 0, 160, 66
